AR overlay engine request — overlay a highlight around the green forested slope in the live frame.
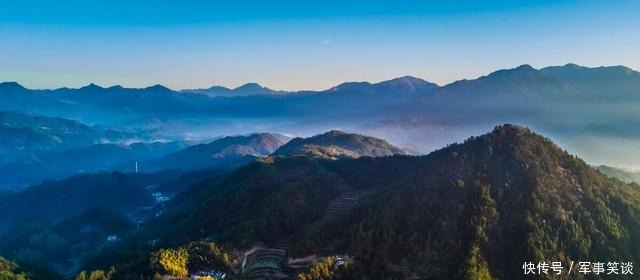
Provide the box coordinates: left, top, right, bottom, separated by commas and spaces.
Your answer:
80, 125, 640, 279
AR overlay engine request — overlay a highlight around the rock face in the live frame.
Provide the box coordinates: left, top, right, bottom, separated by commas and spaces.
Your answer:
272, 130, 405, 159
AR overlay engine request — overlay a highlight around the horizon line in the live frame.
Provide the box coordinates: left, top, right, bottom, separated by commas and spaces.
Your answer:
2, 63, 636, 92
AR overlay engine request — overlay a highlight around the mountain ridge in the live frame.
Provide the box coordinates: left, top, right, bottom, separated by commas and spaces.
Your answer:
6, 63, 638, 93
143, 133, 288, 171
2, 74, 443, 96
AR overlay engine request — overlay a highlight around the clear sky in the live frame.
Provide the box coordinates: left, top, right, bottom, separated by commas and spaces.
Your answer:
1, 0, 639, 90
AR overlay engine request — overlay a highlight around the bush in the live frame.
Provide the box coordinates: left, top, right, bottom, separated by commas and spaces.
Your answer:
150, 248, 188, 277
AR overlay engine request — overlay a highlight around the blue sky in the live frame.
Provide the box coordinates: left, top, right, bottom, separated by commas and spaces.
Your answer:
1, 0, 639, 90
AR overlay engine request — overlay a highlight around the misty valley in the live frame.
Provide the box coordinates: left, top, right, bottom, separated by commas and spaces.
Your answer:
2, 64, 640, 280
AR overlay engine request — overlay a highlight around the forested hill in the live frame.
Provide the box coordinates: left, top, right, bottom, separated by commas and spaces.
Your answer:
75, 125, 640, 279
272, 130, 405, 159
290, 124, 640, 279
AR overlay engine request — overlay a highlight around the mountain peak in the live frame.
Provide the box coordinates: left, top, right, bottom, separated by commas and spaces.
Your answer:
562, 63, 583, 69
515, 64, 535, 70
328, 81, 372, 92
235, 82, 263, 90
232, 83, 280, 95
273, 130, 405, 159
145, 84, 172, 91
463, 124, 543, 149
499, 64, 536, 73
206, 85, 231, 91
80, 83, 104, 90
375, 76, 439, 92
0, 82, 27, 92
380, 76, 426, 84
490, 123, 532, 136
482, 64, 544, 82
327, 76, 438, 94
324, 130, 347, 136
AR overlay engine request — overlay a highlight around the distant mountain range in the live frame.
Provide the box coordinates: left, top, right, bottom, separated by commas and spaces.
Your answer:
2, 63, 638, 134
2, 64, 637, 122
358, 64, 640, 167
0, 75, 439, 128
2, 63, 640, 179
182, 76, 438, 97
1, 63, 639, 179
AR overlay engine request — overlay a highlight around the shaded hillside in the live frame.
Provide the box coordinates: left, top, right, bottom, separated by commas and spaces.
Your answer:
102, 124, 640, 280
0, 171, 178, 234
273, 130, 405, 159
79, 153, 422, 278
289, 125, 640, 279
0, 167, 237, 277
144, 133, 287, 172
0, 208, 135, 276
146, 156, 342, 246
0, 141, 189, 188
117, 154, 419, 248
53, 208, 134, 244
